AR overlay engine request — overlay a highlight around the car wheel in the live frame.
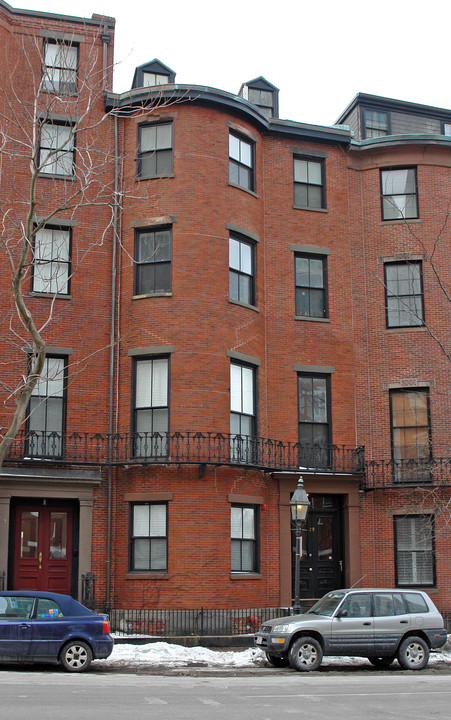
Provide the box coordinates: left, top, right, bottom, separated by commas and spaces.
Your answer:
288, 636, 323, 672
60, 640, 93, 672
397, 636, 429, 670
368, 655, 395, 668
265, 653, 290, 668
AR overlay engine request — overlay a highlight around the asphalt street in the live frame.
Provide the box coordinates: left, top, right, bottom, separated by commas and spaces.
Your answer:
1, 669, 451, 720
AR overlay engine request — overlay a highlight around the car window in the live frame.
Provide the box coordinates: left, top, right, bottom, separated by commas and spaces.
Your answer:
341, 593, 371, 618
307, 591, 346, 616
36, 598, 64, 618
0, 595, 34, 619
403, 592, 429, 613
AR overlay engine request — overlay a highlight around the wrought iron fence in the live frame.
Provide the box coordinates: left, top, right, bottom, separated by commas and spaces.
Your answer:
0, 571, 5, 592
4, 429, 365, 474
109, 606, 292, 637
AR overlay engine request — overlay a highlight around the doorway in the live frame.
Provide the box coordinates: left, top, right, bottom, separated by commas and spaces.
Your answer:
293, 494, 343, 600
12, 502, 76, 595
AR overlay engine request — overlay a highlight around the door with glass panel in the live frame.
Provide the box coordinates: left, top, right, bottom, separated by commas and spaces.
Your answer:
14, 505, 73, 594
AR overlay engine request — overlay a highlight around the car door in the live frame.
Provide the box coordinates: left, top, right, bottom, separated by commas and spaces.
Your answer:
29, 598, 68, 661
372, 592, 410, 655
0, 595, 34, 660
329, 592, 374, 656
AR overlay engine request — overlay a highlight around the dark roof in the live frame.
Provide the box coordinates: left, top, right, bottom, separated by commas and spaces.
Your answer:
0, 0, 115, 26
336, 92, 451, 125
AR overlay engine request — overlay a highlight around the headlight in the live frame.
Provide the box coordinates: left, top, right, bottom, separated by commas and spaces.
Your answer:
271, 623, 293, 633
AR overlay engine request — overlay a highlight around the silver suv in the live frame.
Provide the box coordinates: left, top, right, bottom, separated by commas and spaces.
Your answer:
254, 588, 447, 671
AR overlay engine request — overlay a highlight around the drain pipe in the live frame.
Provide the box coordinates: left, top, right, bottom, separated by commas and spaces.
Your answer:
106, 111, 119, 609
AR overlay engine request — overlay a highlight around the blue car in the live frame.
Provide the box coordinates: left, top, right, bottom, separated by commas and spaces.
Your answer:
0, 590, 114, 672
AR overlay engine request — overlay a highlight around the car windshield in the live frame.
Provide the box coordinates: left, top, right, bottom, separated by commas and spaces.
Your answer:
306, 591, 346, 617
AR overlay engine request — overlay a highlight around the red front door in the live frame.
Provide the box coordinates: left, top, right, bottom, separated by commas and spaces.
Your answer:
14, 505, 73, 595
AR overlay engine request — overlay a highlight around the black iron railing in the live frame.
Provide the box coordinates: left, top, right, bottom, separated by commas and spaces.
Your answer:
109, 606, 292, 637
81, 571, 96, 609
4, 429, 365, 474
363, 458, 451, 489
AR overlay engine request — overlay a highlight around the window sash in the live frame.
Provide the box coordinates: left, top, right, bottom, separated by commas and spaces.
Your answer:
229, 132, 255, 191
293, 157, 325, 209
385, 262, 424, 327
27, 356, 66, 457
381, 168, 418, 220
131, 503, 168, 572
231, 505, 257, 572
33, 227, 70, 294
135, 228, 172, 294
39, 122, 74, 176
295, 255, 327, 318
138, 123, 173, 177
43, 42, 78, 94
229, 236, 255, 305
394, 516, 434, 586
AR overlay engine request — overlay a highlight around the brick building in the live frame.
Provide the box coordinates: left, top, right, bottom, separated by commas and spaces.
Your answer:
0, 2, 450, 622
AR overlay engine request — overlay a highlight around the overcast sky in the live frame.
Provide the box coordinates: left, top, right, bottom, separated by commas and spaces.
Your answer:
15, 0, 451, 127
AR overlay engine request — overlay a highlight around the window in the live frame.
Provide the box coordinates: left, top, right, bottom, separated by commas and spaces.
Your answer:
384, 261, 423, 328
298, 374, 331, 467
229, 235, 255, 306
442, 122, 451, 136
363, 109, 389, 138
27, 356, 66, 457
135, 227, 171, 295
394, 515, 435, 586
390, 388, 431, 481
381, 168, 418, 220
230, 362, 256, 462
229, 131, 255, 192
231, 505, 258, 572
39, 122, 74, 176
130, 503, 167, 572
248, 88, 274, 117
42, 40, 78, 94
137, 122, 173, 178
142, 72, 168, 87
295, 254, 328, 318
32, 226, 70, 295
133, 357, 169, 456
293, 157, 325, 209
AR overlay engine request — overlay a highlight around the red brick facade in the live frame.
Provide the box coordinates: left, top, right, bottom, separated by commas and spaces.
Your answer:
1, 3, 450, 615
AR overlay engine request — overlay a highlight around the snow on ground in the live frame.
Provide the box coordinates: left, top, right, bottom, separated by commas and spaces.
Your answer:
94, 637, 451, 669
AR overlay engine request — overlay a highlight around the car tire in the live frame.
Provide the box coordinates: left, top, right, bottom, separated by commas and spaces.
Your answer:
265, 653, 290, 668
368, 655, 395, 668
397, 636, 429, 670
288, 636, 323, 672
60, 640, 93, 672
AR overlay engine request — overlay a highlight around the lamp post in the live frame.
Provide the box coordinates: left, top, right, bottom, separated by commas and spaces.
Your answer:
290, 475, 310, 615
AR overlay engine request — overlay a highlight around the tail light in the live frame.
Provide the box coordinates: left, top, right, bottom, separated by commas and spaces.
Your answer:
103, 620, 110, 634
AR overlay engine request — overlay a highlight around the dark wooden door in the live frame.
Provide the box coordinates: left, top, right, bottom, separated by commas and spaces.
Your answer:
293, 495, 343, 600
14, 505, 73, 595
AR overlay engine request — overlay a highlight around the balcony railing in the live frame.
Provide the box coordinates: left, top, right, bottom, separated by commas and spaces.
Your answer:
3, 429, 365, 474
364, 457, 451, 489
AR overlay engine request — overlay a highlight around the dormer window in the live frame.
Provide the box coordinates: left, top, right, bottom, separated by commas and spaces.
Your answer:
248, 89, 274, 117
239, 77, 279, 119
132, 59, 175, 90
142, 72, 168, 87
363, 109, 389, 138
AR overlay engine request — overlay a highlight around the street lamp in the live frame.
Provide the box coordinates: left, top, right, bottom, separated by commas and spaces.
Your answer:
290, 475, 310, 615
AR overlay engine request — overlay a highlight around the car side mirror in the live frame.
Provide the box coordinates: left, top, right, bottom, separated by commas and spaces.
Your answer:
335, 608, 348, 618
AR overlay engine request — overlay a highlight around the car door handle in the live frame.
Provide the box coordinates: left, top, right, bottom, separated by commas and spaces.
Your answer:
399, 620, 408, 624
363, 622, 372, 626
19, 623, 31, 629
